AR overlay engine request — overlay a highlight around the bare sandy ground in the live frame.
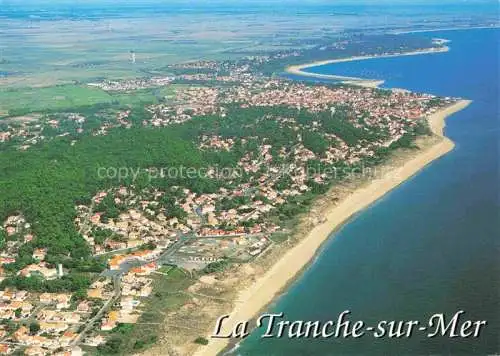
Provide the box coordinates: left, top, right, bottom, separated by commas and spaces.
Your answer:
285, 46, 450, 87
191, 99, 471, 356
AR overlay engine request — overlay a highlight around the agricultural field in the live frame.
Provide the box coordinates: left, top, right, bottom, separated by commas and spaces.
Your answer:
0, 84, 186, 118
0, 85, 113, 116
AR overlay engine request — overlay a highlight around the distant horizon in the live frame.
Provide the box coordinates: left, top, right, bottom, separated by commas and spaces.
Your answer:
1, 0, 498, 16
1, 0, 498, 6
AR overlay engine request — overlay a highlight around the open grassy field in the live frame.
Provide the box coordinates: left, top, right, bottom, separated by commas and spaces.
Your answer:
0, 84, 186, 117
108, 85, 184, 107
0, 85, 113, 116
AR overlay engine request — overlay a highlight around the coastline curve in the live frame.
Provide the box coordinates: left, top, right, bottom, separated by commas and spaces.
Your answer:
190, 94, 471, 356
285, 46, 450, 88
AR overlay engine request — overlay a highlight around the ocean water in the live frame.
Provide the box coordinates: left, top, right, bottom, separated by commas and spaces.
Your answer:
0, 2, 496, 20
233, 28, 499, 355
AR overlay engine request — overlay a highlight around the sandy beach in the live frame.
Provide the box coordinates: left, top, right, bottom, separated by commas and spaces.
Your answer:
192, 99, 471, 356
286, 46, 449, 87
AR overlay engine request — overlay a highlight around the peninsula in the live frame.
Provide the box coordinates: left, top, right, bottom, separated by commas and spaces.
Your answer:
285, 47, 449, 87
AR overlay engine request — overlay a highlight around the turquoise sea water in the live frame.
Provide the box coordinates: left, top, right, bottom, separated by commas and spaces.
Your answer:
232, 28, 499, 355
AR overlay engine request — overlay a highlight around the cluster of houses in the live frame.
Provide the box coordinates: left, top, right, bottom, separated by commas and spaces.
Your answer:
17, 262, 61, 281
0, 113, 88, 150
0, 264, 162, 354
198, 135, 235, 151
168, 60, 223, 72
97, 261, 158, 333
0, 114, 44, 150
0, 108, 139, 152
167, 50, 300, 75
1, 215, 35, 279
0, 289, 89, 355
0, 209, 161, 354
75, 188, 180, 256
0, 120, 45, 151
222, 79, 447, 121
145, 86, 225, 126
141, 73, 453, 145
108, 250, 161, 271
87, 76, 174, 91
175, 235, 270, 268
0, 44, 459, 354
175, 72, 255, 83
76, 183, 281, 258
2, 219, 65, 281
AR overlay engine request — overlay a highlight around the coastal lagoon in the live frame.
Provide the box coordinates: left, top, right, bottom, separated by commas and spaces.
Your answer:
234, 28, 499, 355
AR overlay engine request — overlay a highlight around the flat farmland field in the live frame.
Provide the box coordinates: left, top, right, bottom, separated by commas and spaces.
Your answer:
0, 85, 114, 116
0, 84, 189, 117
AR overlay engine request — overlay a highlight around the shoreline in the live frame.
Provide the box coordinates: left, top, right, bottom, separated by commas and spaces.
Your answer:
392, 24, 499, 35
192, 99, 471, 356
285, 46, 449, 87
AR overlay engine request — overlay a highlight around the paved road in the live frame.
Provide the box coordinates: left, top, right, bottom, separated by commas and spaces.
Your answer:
74, 237, 191, 345
72, 276, 121, 346
156, 234, 193, 265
